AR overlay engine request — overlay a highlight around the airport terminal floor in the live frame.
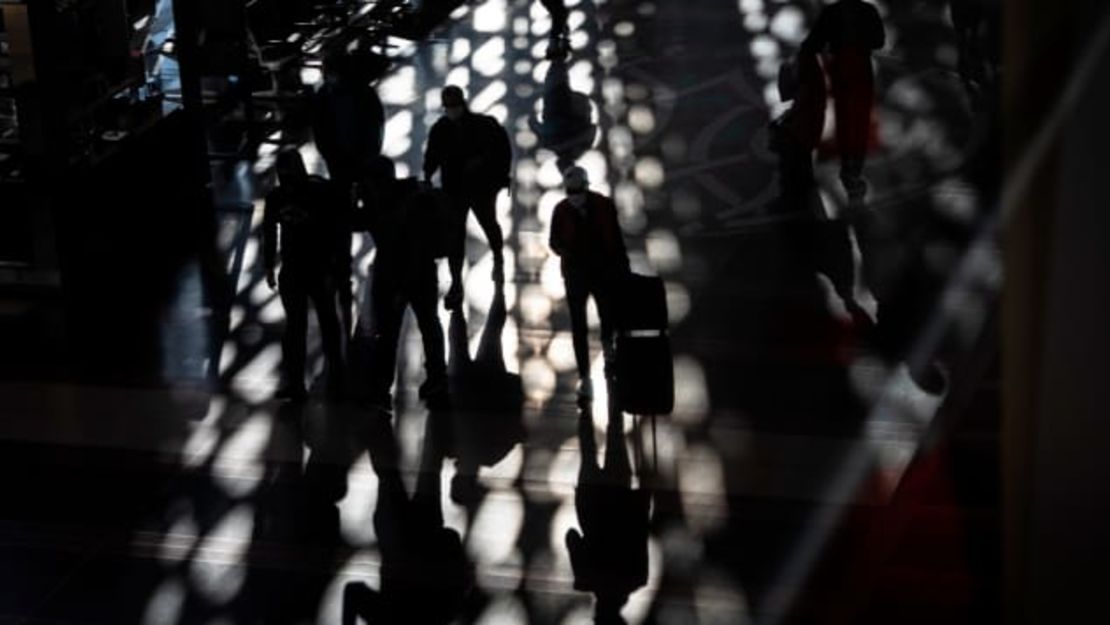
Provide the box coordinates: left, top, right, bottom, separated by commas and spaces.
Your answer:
0, 1, 1002, 624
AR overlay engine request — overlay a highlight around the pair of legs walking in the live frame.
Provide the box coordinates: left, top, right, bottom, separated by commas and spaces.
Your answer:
370, 270, 448, 408
540, 0, 570, 59
565, 274, 617, 402
445, 188, 505, 309
279, 270, 344, 398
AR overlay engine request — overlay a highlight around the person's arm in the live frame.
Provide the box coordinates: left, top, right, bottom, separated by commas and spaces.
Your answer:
423, 119, 444, 183
549, 202, 567, 256
332, 186, 354, 283
801, 9, 829, 54
866, 4, 886, 50
493, 118, 513, 190
262, 191, 280, 288
602, 196, 630, 272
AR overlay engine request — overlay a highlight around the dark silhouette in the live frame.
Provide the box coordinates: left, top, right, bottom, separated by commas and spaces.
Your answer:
359, 155, 450, 410
549, 166, 630, 404
311, 53, 387, 192
445, 284, 525, 505
566, 403, 650, 625
770, 49, 827, 218
264, 150, 350, 400
949, 0, 1001, 105
240, 401, 360, 625
423, 85, 513, 310
343, 410, 474, 624
311, 53, 386, 335
530, 55, 597, 172
770, 51, 868, 327
541, 0, 570, 60
802, 0, 885, 205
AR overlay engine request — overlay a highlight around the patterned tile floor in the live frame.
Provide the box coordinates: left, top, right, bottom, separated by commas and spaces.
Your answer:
0, 1, 997, 624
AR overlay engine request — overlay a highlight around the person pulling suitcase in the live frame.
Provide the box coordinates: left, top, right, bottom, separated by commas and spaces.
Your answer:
549, 166, 630, 405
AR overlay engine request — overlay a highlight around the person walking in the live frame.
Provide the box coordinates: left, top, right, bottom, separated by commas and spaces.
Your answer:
549, 166, 630, 404
360, 156, 450, 410
423, 85, 513, 310
263, 150, 350, 400
311, 53, 385, 335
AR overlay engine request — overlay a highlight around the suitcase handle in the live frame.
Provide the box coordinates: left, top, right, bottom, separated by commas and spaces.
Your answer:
619, 329, 667, 338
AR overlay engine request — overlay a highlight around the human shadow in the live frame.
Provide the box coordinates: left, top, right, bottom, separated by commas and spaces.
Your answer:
530, 55, 598, 172
342, 408, 474, 624
444, 284, 525, 505
237, 399, 361, 624
566, 400, 651, 624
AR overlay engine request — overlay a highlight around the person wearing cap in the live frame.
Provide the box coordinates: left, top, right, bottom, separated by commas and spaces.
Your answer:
422, 85, 513, 310
549, 166, 630, 403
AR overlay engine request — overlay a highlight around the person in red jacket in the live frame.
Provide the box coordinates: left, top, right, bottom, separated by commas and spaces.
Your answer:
549, 166, 630, 403
802, 0, 885, 204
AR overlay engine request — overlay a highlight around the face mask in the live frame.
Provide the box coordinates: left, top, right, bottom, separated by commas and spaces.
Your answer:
567, 189, 587, 207
445, 105, 464, 121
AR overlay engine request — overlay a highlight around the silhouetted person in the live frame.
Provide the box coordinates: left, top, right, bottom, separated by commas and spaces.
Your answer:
312, 54, 386, 191
264, 150, 349, 400
549, 166, 630, 404
770, 49, 827, 217
423, 85, 513, 310
802, 0, 885, 205
566, 404, 650, 624
241, 401, 361, 623
360, 155, 449, 410
343, 411, 472, 625
312, 54, 385, 334
531, 55, 596, 172
541, 0, 570, 59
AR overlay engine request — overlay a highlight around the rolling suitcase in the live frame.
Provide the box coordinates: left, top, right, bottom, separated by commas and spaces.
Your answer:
614, 273, 674, 416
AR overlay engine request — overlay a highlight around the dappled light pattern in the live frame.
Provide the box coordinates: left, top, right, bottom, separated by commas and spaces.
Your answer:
115, 2, 999, 624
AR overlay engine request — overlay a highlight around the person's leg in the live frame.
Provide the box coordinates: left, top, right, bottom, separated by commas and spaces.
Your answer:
410, 273, 449, 404
445, 192, 469, 309
602, 403, 631, 488
309, 278, 345, 397
541, 0, 568, 32
592, 277, 619, 381
566, 274, 593, 399
279, 272, 309, 396
541, 0, 570, 59
470, 189, 505, 281
832, 90, 860, 197
566, 276, 590, 378
370, 281, 404, 404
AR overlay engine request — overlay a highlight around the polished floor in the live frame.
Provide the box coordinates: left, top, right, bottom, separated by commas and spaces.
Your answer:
0, 1, 999, 624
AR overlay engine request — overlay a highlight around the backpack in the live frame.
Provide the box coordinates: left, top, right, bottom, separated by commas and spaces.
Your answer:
403, 182, 453, 260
